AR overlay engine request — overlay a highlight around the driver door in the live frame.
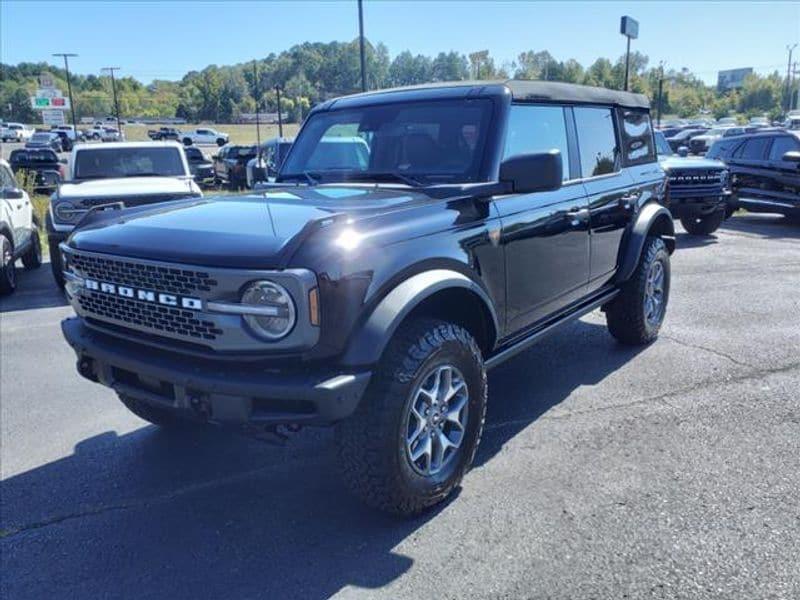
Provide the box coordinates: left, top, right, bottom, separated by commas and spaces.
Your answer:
0, 164, 31, 247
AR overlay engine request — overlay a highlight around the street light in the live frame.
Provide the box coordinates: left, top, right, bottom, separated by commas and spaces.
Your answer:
52, 53, 78, 135
102, 67, 122, 134
358, 0, 367, 92
786, 44, 798, 113
620, 16, 639, 91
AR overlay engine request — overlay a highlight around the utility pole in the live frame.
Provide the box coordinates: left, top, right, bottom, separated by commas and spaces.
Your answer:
252, 60, 261, 147
275, 85, 283, 138
52, 53, 78, 135
358, 0, 367, 92
656, 61, 665, 128
102, 67, 122, 133
787, 44, 798, 113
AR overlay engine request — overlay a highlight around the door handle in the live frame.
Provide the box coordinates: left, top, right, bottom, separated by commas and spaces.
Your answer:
619, 194, 639, 209
565, 208, 590, 227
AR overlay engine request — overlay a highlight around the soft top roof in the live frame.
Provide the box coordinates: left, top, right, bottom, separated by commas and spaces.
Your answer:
326, 80, 650, 111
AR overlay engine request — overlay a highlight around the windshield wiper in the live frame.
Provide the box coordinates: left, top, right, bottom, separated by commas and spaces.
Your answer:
303, 171, 321, 186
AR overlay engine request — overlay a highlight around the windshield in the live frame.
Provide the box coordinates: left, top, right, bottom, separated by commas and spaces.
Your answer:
73, 147, 185, 180
280, 99, 493, 185
30, 133, 52, 142
184, 147, 204, 161
654, 132, 674, 156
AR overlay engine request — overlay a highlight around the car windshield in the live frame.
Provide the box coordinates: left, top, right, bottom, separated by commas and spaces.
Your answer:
73, 147, 186, 180
30, 133, 52, 142
654, 132, 674, 156
280, 99, 493, 185
184, 147, 204, 161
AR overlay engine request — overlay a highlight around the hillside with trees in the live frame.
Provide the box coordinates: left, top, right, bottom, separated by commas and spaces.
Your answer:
0, 39, 790, 124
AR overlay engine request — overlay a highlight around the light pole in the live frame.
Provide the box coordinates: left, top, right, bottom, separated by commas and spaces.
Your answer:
102, 67, 122, 134
656, 61, 665, 128
252, 60, 261, 147
358, 0, 367, 92
275, 85, 283, 138
52, 53, 78, 134
786, 44, 798, 113
620, 16, 639, 91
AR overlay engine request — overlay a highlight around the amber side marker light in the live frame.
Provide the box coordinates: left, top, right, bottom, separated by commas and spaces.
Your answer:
309, 288, 320, 326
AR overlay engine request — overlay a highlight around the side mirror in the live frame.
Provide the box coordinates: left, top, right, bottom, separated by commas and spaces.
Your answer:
1, 188, 24, 200
677, 146, 689, 157
499, 150, 562, 194
782, 151, 800, 164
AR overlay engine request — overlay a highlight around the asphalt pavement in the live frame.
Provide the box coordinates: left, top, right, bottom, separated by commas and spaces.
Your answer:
1, 214, 799, 599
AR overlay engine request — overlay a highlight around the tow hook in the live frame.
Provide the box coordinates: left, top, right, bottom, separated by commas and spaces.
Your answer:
77, 357, 98, 382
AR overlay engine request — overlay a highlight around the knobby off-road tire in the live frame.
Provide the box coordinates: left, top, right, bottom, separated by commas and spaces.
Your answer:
0, 234, 17, 296
606, 236, 670, 346
335, 318, 487, 516
680, 209, 725, 236
48, 240, 65, 289
118, 394, 187, 429
21, 230, 43, 270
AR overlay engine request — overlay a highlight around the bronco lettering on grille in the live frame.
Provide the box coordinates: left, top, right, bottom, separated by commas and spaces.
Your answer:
84, 278, 203, 310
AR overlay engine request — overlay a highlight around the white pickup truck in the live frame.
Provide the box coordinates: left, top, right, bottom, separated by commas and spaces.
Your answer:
181, 127, 229, 147
1, 122, 35, 142
0, 158, 42, 295
46, 141, 202, 287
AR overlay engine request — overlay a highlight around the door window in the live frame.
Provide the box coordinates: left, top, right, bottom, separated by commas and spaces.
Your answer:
619, 109, 656, 165
574, 107, 620, 178
503, 105, 570, 181
739, 137, 770, 160
768, 136, 800, 161
0, 165, 16, 189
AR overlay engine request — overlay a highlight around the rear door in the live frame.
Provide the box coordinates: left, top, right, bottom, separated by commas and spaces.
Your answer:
730, 136, 772, 199
495, 103, 590, 333
0, 164, 30, 247
765, 134, 800, 201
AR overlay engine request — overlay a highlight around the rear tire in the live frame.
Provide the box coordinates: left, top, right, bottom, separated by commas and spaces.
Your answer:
335, 318, 487, 516
216, 138, 226, 146
48, 240, 65, 289
680, 209, 725, 235
22, 230, 43, 270
606, 236, 670, 345
118, 394, 187, 428
0, 234, 17, 296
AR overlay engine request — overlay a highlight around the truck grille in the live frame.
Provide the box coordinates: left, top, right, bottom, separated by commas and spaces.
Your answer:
669, 170, 723, 187
77, 193, 195, 208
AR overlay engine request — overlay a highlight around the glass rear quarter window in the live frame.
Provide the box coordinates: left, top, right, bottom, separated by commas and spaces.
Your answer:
620, 109, 656, 165
768, 136, 800, 160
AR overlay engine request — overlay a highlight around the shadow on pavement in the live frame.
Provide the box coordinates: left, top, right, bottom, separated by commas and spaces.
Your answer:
1, 320, 642, 599
720, 213, 800, 240
0, 259, 68, 313
673, 231, 719, 250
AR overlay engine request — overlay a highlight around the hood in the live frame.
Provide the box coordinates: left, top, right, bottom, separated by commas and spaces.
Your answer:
67, 184, 427, 269
659, 156, 726, 171
59, 176, 196, 200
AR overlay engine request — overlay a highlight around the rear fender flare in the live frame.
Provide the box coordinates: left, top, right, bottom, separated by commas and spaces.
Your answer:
616, 203, 675, 283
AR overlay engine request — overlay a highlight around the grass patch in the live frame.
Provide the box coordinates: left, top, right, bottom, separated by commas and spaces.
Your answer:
122, 122, 301, 145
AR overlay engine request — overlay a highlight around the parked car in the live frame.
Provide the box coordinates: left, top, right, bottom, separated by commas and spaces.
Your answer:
46, 141, 202, 287
8, 148, 65, 193
58, 80, 675, 515
212, 144, 257, 189
26, 132, 62, 152
717, 117, 738, 126
101, 127, 124, 142
665, 127, 708, 153
0, 158, 42, 295
712, 130, 800, 219
51, 130, 74, 152
2, 122, 35, 142
688, 126, 758, 155
246, 137, 293, 188
182, 128, 229, 146
785, 116, 800, 131
148, 127, 183, 141
183, 145, 214, 187
53, 125, 82, 143
654, 131, 731, 235
83, 126, 105, 140
748, 116, 769, 128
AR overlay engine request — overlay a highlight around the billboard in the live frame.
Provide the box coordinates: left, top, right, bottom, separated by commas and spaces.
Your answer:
717, 68, 753, 92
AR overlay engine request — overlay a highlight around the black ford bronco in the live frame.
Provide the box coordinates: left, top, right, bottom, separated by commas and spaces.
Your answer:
60, 81, 674, 515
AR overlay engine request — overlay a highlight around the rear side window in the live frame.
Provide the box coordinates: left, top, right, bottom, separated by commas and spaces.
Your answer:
619, 109, 656, 165
738, 137, 770, 160
503, 105, 570, 181
768, 136, 800, 161
574, 107, 620, 177
0, 165, 16, 189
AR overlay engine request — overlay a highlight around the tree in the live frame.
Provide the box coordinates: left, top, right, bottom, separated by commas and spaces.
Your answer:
388, 51, 433, 87
431, 51, 469, 81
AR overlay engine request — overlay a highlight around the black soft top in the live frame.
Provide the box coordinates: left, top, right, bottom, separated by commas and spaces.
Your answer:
324, 80, 650, 111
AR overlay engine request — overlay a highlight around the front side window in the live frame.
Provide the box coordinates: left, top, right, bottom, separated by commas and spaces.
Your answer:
73, 148, 186, 180
574, 107, 620, 178
503, 105, 570, 181
620, 109, 656, 165
281, 99, 493, 185
768, 136, 800, 160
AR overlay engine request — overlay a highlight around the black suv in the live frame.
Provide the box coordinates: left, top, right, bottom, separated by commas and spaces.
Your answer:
709, 130, 800, 218
59, 81, 675, 515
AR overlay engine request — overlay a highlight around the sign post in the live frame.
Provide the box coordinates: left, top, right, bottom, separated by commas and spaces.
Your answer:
620, 16, 639, 92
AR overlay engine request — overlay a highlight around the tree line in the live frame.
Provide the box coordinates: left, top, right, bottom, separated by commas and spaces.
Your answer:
0, 39, 791, 125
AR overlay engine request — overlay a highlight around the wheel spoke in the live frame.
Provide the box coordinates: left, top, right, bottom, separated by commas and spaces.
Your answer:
445, 394, 467, 426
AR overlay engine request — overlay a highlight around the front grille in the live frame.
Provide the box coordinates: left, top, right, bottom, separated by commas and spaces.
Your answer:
77, 293, 222, 340
669, 170, 723, 187
78, 193, 194, 208
68, 252, 218, 296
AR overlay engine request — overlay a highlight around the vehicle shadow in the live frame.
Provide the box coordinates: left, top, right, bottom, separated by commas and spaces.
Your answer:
0, 259, 68, 313
673, 231, 719, 250
720, 213, 800, 240
1, 319, 642, 600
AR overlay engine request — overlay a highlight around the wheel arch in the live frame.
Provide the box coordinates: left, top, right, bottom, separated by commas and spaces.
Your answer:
617, 203, 675, 283
340, 269, 499, 368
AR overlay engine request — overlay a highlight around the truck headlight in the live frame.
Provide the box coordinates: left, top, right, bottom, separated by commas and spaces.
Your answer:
54, 201, 88, 224
719, 170, 729, 188
240, 280, 296, 340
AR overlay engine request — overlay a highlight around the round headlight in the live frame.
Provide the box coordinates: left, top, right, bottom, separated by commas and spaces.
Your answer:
241, 280, 296, 341
54, 201, 87, 224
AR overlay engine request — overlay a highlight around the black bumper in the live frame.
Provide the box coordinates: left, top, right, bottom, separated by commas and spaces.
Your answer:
62, 317, 371, 427
668, 190, 731, 217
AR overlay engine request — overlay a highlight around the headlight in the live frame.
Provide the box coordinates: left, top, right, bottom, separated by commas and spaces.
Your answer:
54, 201, 88, 224
719, 170, 729, 188
240, 280, 296, 341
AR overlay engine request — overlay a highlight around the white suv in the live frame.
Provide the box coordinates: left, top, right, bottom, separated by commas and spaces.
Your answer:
0, 159, 42, 295
181, 128, 229, 146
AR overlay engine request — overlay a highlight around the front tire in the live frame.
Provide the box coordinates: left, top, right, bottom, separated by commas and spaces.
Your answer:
680, 209, 725, 235
21, 230, 42, 270
0, 234, 17, 296
335, 318, 487, 516
48, 239, 65, 289
216, 138, 226, 147
606, 236, 670, 345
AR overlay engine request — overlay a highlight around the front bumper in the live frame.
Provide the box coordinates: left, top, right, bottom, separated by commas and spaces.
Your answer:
668, 189, 731, 217
62, 317, 371, 427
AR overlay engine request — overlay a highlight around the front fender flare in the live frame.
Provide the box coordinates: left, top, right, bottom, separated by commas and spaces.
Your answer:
616, 203, 675, 283
340, 269, 499, 368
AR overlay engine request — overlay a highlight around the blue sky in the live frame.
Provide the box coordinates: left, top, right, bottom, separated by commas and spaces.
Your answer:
2, 1, 798, 84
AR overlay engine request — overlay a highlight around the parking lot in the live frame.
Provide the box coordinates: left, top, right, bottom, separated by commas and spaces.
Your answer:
2, 214, 798, 599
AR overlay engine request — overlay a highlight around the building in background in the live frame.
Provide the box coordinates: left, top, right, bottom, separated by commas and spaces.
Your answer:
717, 68, 753, 92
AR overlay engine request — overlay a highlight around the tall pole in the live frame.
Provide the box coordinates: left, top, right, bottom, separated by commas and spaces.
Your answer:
102, 67, 122, 133
275, 85, 283, 138
358, 0, 367, 92
53, 53, 78, 135
656, 62, 665, 128
786, 44, 798, 113
252, 60, 261, 147
624, 36, 631, 91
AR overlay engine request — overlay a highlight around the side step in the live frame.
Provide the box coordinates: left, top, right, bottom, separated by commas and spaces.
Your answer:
485, 289, 618, 370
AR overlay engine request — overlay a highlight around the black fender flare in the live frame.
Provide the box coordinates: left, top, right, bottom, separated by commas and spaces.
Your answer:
616, 203, 675, 283
341, 269, 499, 367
